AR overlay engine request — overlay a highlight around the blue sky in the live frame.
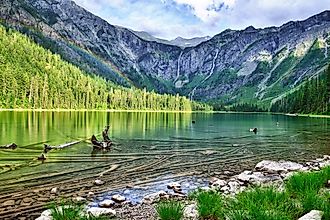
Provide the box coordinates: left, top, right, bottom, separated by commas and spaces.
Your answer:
73, 0, 330, 40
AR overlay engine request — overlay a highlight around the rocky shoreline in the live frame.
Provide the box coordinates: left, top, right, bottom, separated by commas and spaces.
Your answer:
35, 155, 330, 220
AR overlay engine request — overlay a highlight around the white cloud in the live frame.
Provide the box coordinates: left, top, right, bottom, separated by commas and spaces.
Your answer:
73, 0, 330, 40
173, 0, 236, 22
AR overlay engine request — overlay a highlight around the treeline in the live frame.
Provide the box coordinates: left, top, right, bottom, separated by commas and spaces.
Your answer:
0, 25, 211, 111
229, 103, 267, 112
270, 66, 330, 115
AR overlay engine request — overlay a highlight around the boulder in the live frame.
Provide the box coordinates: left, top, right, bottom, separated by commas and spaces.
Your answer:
86, 207, 116, 217
255, 160, 303, 173
99, 199, 115, 208
236, 171, 282, 184
111, 194, 126, 203
184, 203, 198, 220
298, 210, 323, 220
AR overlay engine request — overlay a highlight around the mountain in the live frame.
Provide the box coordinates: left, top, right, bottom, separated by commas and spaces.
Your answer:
0, 24, 207, 111
131, 30, 211, 48
1, 0, 330, 107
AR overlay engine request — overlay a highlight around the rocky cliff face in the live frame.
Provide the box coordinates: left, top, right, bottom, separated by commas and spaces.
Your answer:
1, 0, 330, 104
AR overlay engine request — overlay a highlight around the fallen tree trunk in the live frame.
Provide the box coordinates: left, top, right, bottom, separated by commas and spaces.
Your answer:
0, 143, 17, 150
44, 141, 80, 153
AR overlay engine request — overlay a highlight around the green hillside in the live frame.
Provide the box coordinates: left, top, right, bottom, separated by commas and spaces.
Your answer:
0, 25, 210, 111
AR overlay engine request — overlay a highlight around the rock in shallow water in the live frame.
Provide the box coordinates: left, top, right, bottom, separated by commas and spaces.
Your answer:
142, 190, 167, 204
99, 199, 115, 208
112, 194, 126, 203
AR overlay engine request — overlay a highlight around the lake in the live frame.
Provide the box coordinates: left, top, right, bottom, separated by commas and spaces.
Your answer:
0, 111, 329, 198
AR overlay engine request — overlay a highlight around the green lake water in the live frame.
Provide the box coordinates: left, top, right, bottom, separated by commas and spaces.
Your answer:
0, 111, 329, 192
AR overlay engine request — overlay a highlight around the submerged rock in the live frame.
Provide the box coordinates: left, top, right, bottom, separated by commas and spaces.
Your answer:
94, 179, 104, 186
50, 187, 58, 194
3, 200, 15, 206
298, 210, 323, 220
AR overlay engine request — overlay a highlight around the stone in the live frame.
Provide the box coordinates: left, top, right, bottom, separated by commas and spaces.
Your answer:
255, 160, 303, 173
298, 210, 323, 220
50, 187, 58, 194
86, 207, 116, 217
94, 179, 104, 185
167, 182, 181, 189
87, 192, 95, 197
3, 200, 15, 206
35, 209, 52, 220
112, 194, 126, 203
142, 190, 167, 204
228, 181, 241, 194
99, 199, 115, 208
210, 179, 227, 188
21, 198, 34, 206
184, 203, 198, 220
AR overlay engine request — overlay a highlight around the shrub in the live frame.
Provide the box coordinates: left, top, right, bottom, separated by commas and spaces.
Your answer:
156, 201, 184, 220
196, 190, 223, 219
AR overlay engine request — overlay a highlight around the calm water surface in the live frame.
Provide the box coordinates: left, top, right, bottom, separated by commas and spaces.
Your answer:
0, 111, 329, 193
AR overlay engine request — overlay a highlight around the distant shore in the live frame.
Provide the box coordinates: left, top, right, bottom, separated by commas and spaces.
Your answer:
0, 109, 329, 118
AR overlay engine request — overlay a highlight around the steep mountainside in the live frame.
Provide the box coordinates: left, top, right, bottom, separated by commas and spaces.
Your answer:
1, 0, 329, 106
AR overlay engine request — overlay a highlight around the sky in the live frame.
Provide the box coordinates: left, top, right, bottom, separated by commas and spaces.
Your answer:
73, 0, 330, 40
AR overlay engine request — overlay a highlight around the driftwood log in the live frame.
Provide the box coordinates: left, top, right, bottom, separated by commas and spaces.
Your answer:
0, 143, 17, 150
91, 126, 112, 149
44, 141, 81, 153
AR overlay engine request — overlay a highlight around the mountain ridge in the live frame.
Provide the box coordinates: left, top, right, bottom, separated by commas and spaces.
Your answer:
1, 0, 329, 107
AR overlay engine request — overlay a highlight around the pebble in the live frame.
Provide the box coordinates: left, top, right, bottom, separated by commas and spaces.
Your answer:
94, 179, 104, 185
50, 187, 58, 194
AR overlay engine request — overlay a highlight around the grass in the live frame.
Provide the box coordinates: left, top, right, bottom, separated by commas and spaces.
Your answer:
49, 200, 113, 220
196, 190, 224, 220
189, 166, 330, 220
156, 200, 184, 220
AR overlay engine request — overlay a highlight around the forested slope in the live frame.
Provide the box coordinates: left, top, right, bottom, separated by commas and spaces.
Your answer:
0, 25, 210, 111
270, 65, 330, 115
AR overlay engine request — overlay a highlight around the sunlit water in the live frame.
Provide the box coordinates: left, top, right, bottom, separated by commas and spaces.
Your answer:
0, 111, 329, 196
